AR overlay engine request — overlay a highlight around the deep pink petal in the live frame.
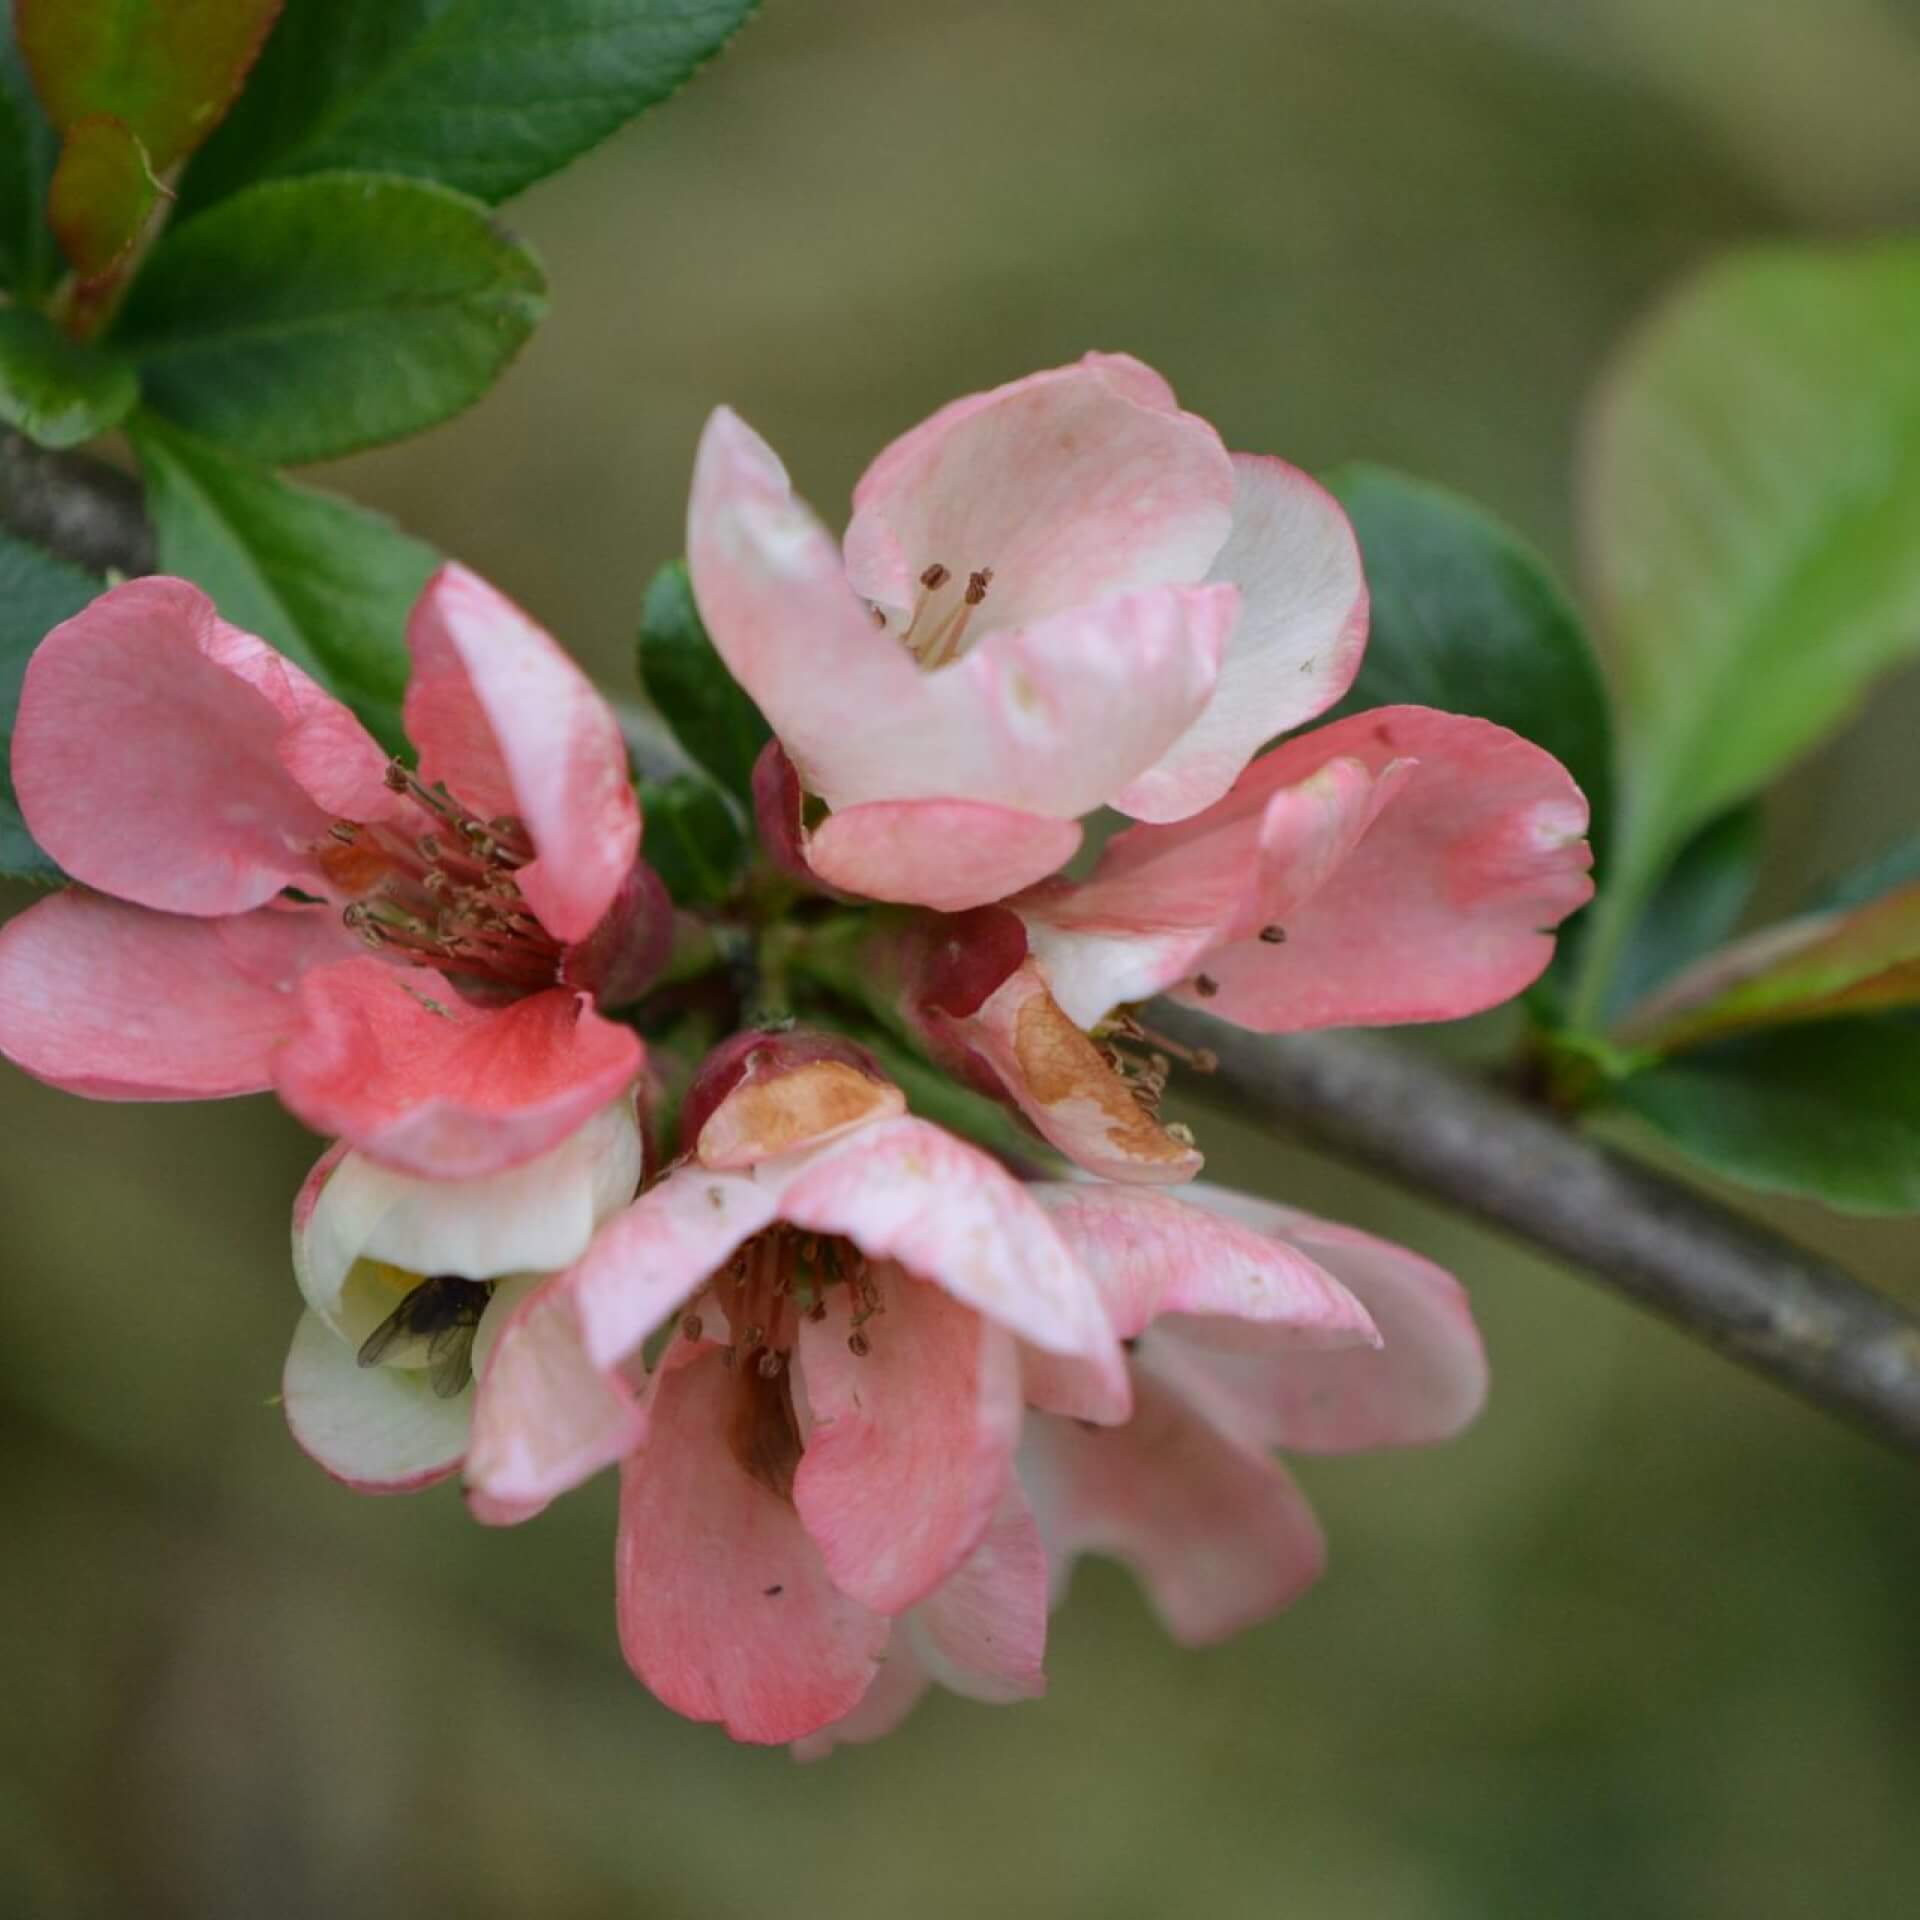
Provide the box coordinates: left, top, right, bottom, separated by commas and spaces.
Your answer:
1117, 454, 1369, 822
615, 1350, 888, 1744
1020, 1374, 1325, 1644
281, 1309, 467, 1495
794, 1273, 1021, 1614
843, 360, 1234, 636
0, 892, 348, 1098
789, 1641, 931, 1760
404, 565, 639, 941
1157, 1186, 1488, 1453
14, 577, 332, 912
905, 1478, 1049, 1704
777, 1115, 1126, 1398
272, 958, 642, 1177
805, 799, 1081, 911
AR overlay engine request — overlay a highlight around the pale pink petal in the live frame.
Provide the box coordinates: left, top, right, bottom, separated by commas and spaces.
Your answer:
794, 1272, 1022, 1614
1158, 1186, 1488, 1453
0, 893, 345, 1099
404, 565, 639, 941
777, 1115, 1126, 1401
904, 1479, 1049, 1705
465, 1275, 646, 1518
615, 1349, 888, 1744
281, 1308, 468, 1495
272, 959, 642, 1177
14, 577, 332, 912
568, 1162, 783, 1370
1019, 752, 1402, 1028
941, 961, 1204, 1184
1030, 1183, 1380, 1349
843, 361, 1234, 636
1117, 455, 1369, 822
805, 800, 1081, 911
789, 1641, 931, 1760
1020, 1374, 1325, 1644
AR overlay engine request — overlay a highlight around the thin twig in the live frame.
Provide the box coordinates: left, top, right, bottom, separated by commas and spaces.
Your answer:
1156, 1007, 1920, 1459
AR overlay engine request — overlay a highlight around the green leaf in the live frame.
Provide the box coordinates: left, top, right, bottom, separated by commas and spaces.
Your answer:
1583, 240, 1920, 947
117, 172, 545, 465
0, 306, 137, 448
182, 0, 758, 212
15, 0, 281, 171
1604, 805, 1763, 1023
1613, 1019, 1920, 1214
0, 527, 99, 880
1322, 463, 1615, 863
0, 29, 61, 298
638, 774, 748, 909
637, 561, 769, 803
130, 412, 436, 742
1806, 831, 1920, 914
45, 113, 163, 282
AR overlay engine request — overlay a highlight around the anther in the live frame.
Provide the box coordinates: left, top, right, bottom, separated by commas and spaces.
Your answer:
756, 1349, 785, 1379
1194, 974, 1220, 998
1259, 924, 1287, 944
920, 562, 950, 590
964, 566, 993, 606
847, 1330, 871, 1358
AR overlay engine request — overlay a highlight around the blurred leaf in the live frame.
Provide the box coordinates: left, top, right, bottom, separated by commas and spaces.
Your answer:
1628, 882, 1920, 1055
1806, 831, 1920, 913
1603, 804, 1763, 1023
181, 0, 759, 212
0, 307, 136, 448
637, 561, 769, 803
15, 0, 281, 170
1324, 463, 1615, 861
1613, 1019, 1920, 1214
45, 113, 163, 282
638, 774, 747, 908
0, 30, 61, 298
117, 172, 545, 465
131, 413, 436, 742
0, 528, 98, 880
1584, 240, 1920, 912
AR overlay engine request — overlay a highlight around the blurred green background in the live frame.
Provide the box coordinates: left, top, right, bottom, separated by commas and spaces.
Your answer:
6, 2, 1920, 1914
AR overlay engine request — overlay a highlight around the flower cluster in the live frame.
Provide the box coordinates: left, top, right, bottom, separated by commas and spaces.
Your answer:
0, 354, 1592, 1749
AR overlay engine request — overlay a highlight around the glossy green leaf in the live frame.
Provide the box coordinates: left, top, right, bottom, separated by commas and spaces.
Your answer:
0, 527, 98, 880
638, 774, 748, 909
1614, 1019, 1920, 1214
16, 0, 281, 170
46, 112, 162, 281
182, 0, 759, 211
1583, 240, 1920, 931
637, 561, 769, 803
0, 29, 61, 298
117, 172, 545, 465
0, 307, 137, 448
131, 414, 436, 742
1323, 463, 1614, 863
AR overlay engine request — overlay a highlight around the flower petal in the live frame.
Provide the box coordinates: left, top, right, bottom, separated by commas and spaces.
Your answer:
282, 1308, 468, 1494
904, 1478, 1049, 1705
272, 959, 642, 1177
0, 892, 347, 1098
778, 1115, 1126, 1398
789, 1641, 931, 1760
404, 565, 640, 942
805, 799, 1082, 912
1158, 1186, 1488, 1453
14, 577, 333, 913
615, 1349, 888, 1744
1117, 455, 1369, 822
794, 1273, 1022, 1614
1020, 1373, 1325, 1645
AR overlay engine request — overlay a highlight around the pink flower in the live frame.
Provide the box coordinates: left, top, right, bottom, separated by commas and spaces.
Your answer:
892, 707, 1593, 1181
799, 1180, 1486, 1754
687, 352, 1369, 911
284, 1094, 644, 1492
0, 568, 665, 1176
462, 1031, 1138, 1743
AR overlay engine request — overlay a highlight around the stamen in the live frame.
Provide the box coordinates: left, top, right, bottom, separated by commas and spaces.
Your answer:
919, 562, 950, 590
896, 557, 995, 670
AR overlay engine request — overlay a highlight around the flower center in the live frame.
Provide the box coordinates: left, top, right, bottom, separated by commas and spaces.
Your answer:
884, 559, 995, 670
318, 761, 564, 994
356, 1272, 495, 1398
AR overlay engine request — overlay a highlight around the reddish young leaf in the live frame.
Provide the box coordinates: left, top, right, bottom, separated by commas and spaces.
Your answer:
46, 115, 162, 283
18, 0, 282, 171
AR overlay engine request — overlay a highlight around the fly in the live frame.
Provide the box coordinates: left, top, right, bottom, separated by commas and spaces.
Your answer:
356, 1273, 493, 1398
